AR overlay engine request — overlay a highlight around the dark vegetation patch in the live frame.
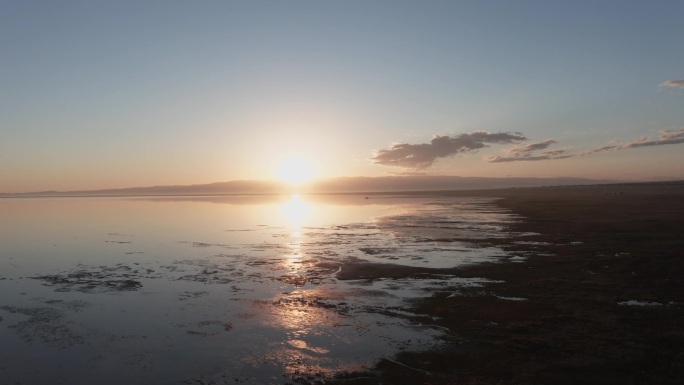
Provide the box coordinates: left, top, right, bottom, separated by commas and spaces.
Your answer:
0, 306, 86, 348
32, 263, 156, 293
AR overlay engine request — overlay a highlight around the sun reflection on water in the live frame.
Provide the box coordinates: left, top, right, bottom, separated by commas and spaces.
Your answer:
264, 289, 344, 377
281, 194, 312, 237
273, 195, 340, 376
280, 194, 313, 272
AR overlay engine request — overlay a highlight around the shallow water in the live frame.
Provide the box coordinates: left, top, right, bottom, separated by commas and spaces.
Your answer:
0, 194, 519, 384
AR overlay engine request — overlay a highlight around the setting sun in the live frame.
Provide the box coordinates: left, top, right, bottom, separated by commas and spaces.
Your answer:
276, 157, 316, 185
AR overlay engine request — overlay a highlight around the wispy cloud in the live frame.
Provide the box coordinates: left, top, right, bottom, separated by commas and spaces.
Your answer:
371, 131, 527, 169
487, 139, 571, 163
509, 139, 557, 155
660, 79, 684, 88
493, 127, 684, 162
543, 149, 568, 156
578, 144, 618, 156
374, 127, 684, 168
386, 171, 428, 176
621, 127, 684, 148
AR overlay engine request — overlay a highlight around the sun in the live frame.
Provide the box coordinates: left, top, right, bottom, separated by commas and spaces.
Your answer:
276, 157, 316, 184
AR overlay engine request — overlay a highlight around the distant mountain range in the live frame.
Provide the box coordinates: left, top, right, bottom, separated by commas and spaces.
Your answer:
0, 176, 622, 197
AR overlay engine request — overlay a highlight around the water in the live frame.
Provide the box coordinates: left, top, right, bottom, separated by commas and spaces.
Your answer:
0, 194, 520, 384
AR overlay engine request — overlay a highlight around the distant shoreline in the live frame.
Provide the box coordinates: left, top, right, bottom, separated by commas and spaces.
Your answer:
2, 179, 682, 199
0, 175, 628, 197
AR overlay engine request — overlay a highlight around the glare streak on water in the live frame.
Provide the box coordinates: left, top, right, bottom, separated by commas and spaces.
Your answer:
0, 195, 521, 384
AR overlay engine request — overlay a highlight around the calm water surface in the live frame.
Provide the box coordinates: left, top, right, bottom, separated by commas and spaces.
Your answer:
0, 194, 520, 384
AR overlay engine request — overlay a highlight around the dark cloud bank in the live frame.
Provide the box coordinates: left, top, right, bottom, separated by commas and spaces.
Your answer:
372, 127, 684, 169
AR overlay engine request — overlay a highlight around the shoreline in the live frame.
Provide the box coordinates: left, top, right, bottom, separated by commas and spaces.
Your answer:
332, 182, 684, 384
1, 182, 682, 383
2, 179, 682, 199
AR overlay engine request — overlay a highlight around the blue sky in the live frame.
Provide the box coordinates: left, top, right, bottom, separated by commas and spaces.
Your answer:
2, 1, 683, 192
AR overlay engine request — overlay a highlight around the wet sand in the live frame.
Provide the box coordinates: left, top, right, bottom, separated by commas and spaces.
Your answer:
332, 181, 684, 384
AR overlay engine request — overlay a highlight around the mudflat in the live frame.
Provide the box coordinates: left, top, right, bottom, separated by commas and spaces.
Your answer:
335, 181, 684, 384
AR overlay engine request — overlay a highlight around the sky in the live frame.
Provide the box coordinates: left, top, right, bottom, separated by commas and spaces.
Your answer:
2, 0, 683, 193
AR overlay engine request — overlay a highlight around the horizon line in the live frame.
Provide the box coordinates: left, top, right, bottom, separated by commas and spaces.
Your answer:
2, 178, 683, 198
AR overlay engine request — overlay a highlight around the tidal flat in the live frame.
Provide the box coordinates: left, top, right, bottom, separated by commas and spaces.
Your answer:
1, 194, 524, 384
341, 181, 684, 385
1, 182, 683, 384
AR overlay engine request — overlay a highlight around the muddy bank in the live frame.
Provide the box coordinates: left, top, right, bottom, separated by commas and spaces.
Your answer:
334, 181, 684, 384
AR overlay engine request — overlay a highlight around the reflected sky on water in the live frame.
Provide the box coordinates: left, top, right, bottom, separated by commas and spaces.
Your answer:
0, 194, 520, 384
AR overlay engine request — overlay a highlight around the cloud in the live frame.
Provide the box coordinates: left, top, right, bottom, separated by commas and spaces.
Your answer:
488, 151, 573, 163
375, 127, 684, 168
488, 139, 571, 163
508, 139, 558, 155
661, 79, 684, 88
621, 127, 684, 148
489, 155, 544, 163
542, 149, 568, 157
386, 171, 428, 176
578, 145, 617, 156
581, 128, 684, 154
371, 131, 527, 169
491, 127, 684, 163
